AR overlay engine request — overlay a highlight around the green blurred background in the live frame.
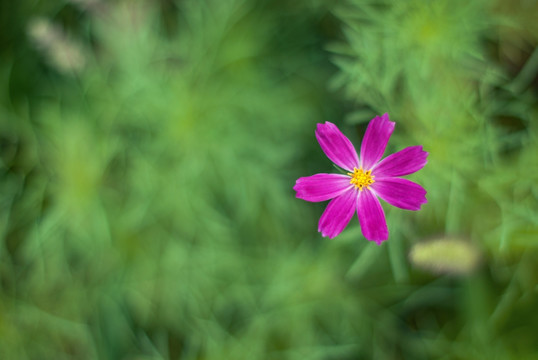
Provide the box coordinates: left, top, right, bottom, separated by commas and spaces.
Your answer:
1, 0, 537, 359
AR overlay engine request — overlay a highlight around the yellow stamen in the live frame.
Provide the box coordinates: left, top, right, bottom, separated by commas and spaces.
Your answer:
348, 167, 374, 191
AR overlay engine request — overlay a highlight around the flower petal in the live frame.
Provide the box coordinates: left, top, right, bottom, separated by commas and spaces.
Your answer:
316, 122, 360, 172
318, 188, 357, 239
360, 113, 395, 170
357, 190, 388, 244
294, 174, 352, 202
372, 145, 428, 177
370, 178, 427, 211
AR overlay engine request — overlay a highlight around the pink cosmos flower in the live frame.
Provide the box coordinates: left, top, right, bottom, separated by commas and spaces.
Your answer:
293, 113, 428, 244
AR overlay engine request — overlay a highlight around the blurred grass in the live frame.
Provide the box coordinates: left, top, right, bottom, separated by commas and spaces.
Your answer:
1, 0, 537, 359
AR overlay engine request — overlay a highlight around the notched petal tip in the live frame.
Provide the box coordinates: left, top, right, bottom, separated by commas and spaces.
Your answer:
317, 121, 333, 128
380, 113, 396, 129
372, 237, 387, 245
380, 113, 394, 125
318, 228, 336, 239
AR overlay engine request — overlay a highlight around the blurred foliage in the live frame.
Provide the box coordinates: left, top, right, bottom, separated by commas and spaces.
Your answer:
0, 0, 537, 359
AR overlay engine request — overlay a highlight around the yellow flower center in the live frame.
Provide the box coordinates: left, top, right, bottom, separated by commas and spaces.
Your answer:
348, 167, 374, 191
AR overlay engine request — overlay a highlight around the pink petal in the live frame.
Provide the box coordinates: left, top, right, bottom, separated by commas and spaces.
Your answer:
318, 188, 357, 239
372, 146, 428, 177
316, 122, 360, 172
360, 113, 395, 170
357, 190, 388, 244
294, 174, 352, 202
370, 178, 427, 211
